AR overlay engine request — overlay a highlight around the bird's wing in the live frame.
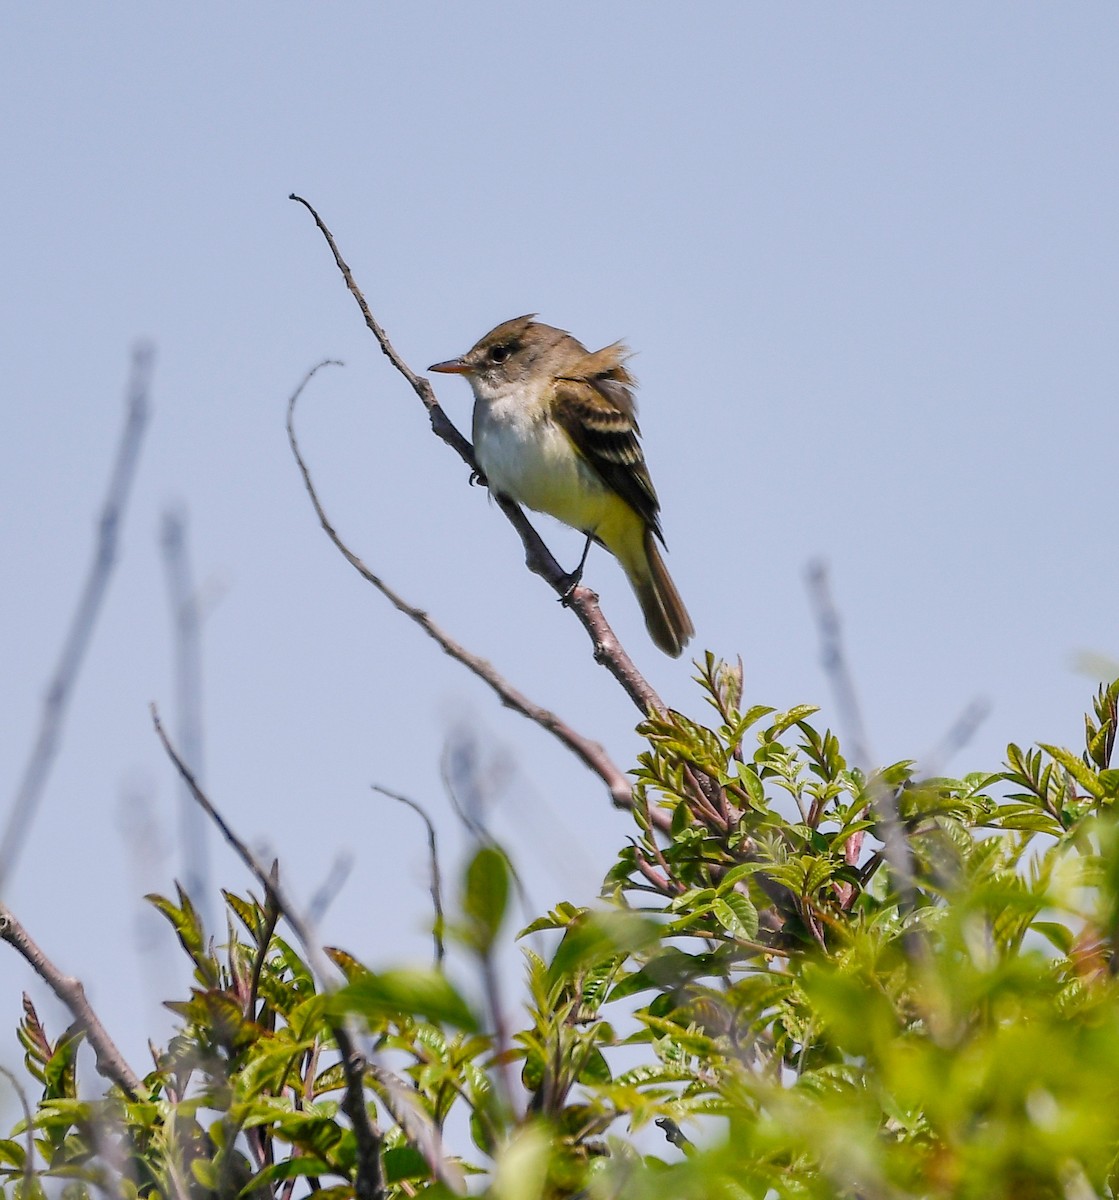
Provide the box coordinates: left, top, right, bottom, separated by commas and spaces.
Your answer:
550, 344, 663, 540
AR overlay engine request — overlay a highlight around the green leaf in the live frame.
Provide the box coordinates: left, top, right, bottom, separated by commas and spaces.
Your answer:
711, 893, 759, 940
1032, 921, 1075, 955
1040, 744, 1106, 799
546, 910, 661, 992
770, 704, 820, 737
243, 1154, 331, 1194
383, 1145, 430, 1183
0, 1139, 26, 1167
1099, 769, 1119, 798
333, 968, 479, 1032
460, 845, 510, 954
519, 902, 584, 937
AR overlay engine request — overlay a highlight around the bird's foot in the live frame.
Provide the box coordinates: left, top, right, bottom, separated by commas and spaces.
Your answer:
558, 569, 584, 606
557, 531, 595, 606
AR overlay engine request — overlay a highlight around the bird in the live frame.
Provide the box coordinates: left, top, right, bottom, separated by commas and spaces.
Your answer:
429, 315, 693, 657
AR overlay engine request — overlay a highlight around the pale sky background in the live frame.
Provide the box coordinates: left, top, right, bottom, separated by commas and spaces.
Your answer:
2, 4, 1117, 1095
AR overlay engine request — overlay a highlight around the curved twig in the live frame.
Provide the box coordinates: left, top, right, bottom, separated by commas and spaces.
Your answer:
286, 362, 654, 826
372, 787, 445, 965
152, 708, 399, 1199
289, 194, 662, 715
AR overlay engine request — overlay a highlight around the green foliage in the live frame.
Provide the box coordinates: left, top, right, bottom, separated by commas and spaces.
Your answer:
5, 666, 1119, 1197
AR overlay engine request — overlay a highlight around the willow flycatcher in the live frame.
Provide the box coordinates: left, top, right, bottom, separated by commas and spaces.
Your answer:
430, 315, 694, 658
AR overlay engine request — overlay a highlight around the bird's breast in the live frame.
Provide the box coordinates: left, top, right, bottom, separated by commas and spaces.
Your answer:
472, 385, 611, 532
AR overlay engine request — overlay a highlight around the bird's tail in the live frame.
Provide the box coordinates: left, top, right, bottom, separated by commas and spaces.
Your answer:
627, 528, 694, 658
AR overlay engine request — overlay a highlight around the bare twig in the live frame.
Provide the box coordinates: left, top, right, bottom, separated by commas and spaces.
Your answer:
151, 708, 387, 1199
152, 708, 466, 1197
372, 787, 445, 965
805, 559, 872, 771
920, 697, 991, 776
289, 194, 663, 715
286, 361, 650, 825
0, 344, 153, 893
0, 905, 142, 1098
806, 559, 873, 875
160, 507, 212, 929
306, 852, 355, 925
804, 562, 922, 951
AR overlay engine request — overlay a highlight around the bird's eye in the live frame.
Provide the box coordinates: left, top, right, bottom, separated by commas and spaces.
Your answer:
489, 344, 511, 364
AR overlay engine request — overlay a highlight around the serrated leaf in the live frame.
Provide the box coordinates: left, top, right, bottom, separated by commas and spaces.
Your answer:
712, 893, 759, 940
1040, 744, 1105, 799
770, 704, 820, 737
333, 968, 478, 1032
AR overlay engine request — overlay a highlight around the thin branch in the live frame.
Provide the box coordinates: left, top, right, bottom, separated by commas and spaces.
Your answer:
151, 708, 466, 1197
805, 558, 873, 874
151, 708, 386, 1200
286, 361, 654, 826
920, 697, 991, 777
0, 344, 154, 893
289, 194, 663, 715
804, 563, 921, 950
372, 787, 445, 965
306, 852, 355, 925
0, 905, 142, 1098
805, 559, 872, 771
160, 507, 212, 930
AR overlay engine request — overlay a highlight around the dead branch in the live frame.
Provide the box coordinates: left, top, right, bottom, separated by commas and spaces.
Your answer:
289, 194, 663, 715
0, 905, 142, 1098
160, 507, 212, 929
805, 562, 922, 956
286, 361, 655, 826
805, 559, 872, 771
372, 787, 445, 966
0, 344, 154, 893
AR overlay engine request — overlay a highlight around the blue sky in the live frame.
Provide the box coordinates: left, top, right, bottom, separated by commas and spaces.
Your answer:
2, 4, 1117, 1083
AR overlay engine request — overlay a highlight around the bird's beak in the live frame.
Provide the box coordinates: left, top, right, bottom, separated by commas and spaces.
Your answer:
428, 356, 471, 375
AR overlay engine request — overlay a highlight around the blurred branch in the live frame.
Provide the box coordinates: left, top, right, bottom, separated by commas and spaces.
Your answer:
0, 1062, 34, 1192
160, 507, 212, 929
289, 194, 663, 715
805, 561, 922, 953
921, 697, 991, 776
805, 559, 872, 771
0, 906, 141, 1098
286, 361, 658, 828
0, 344, 154, 893
372, 787, 445, 966
151, 707, 465, 1197
306, 851, 355, 925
